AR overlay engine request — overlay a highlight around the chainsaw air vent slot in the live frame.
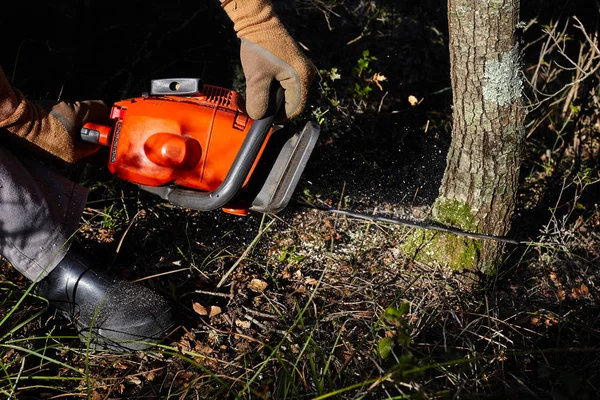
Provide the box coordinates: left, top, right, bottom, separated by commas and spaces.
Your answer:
203, 85, 233, 108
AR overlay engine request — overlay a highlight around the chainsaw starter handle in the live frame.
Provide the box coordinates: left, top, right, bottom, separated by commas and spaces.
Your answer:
140, 87, 285, 211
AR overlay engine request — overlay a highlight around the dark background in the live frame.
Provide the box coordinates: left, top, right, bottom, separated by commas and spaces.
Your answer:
1, 1, 238, 102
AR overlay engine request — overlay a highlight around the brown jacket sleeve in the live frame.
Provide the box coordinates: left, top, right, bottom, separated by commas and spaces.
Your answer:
0, 66, 107, 163
0, 66, 22, 125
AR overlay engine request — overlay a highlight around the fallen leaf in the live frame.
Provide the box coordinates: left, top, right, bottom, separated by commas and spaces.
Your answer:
209, 306, 222, 318
305, 277, 319, 286
408, 95, 420, 106
369, 72, 387, 90
280, 268, 291, 280
235, 319, 251, 329
144, 370, 156, 381
544, 314, 558, 328
296, 285, 307, 294
126, 376, 142, 385
248, 278, 268, 293
192, 302, 208, 316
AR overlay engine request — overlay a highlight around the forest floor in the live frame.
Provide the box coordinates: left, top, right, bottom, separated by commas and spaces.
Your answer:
1, 1, 600, 399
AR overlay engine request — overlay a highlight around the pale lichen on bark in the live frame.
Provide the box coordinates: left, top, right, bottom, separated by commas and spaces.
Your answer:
482, 44, 523, 107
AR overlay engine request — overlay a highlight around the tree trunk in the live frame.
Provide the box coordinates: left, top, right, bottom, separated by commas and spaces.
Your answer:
404, 0, 525, 274
443, 0, 525, 272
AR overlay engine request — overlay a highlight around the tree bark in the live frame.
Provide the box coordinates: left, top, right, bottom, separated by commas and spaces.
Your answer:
435, 0, 525, 272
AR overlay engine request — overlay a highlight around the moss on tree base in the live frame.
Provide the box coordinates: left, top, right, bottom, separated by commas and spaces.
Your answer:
401, 198, 483, 271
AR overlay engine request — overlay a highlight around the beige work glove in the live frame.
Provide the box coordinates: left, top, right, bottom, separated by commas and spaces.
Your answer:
0, 66, 109, 164
221, 0, 316, 120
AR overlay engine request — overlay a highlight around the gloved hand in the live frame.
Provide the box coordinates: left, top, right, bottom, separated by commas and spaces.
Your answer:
0, 66, 109, 163
221, 0, 316, 120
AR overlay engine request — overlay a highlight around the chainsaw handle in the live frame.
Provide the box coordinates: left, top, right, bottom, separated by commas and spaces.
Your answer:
140, 87, 285, 211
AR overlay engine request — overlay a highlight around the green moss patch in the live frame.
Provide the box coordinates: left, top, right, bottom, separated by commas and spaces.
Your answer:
401, 198, 482, 271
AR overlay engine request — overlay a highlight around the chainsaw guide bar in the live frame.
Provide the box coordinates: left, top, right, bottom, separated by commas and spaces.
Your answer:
295, 199, 526, 245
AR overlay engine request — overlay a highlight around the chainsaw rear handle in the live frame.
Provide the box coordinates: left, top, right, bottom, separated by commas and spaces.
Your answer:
139, 86, 285, 211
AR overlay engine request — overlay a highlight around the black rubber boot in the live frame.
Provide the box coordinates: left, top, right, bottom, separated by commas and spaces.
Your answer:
36, 243, 174, 351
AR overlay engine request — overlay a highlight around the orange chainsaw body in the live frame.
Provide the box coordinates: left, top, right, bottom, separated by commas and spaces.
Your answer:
82, 78, 320, 215
92, 85, 271, 192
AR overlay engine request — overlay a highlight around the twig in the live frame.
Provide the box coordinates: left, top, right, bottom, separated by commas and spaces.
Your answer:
130, 267, 188, 283
574, 16, 600, 55
115, 210, 142, 257
243, 315, 291, 340
193, 289, 234, 299
216, 216, 277, 288
8, 358, 26, 399
242, 306, 279, 320
377, 91, 388, 113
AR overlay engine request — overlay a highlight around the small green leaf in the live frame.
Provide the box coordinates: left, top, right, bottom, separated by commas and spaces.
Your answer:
383, 303, 409, 325
278, 249, 288, 262
378, 337, 395, 359
569, 103, 580, 114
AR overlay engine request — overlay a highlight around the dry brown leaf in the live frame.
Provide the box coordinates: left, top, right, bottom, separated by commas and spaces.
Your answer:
580, 284, 589, 296
370, 72, 387, 90
557, 289, 566, 301
305, 277, 319, 286
408, 95, 420, 106
545, 315, 558, 328
364, 72, 387, 90
248, 278, 268, 293
126, 376, 142, 385
144, 370, 156, 381
235, 319, 251, 329
280, 268, 291, 280
209, 306, 222, 318
192, 302, 208, 316
296, 285, 307, 294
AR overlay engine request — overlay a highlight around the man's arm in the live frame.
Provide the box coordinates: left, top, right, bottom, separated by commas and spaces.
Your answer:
0, 67, 21, 123
0, 66, 109, 163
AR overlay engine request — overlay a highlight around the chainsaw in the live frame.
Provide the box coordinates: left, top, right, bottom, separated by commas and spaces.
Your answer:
80, 78, 320, 216
81, 78, 524, 245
